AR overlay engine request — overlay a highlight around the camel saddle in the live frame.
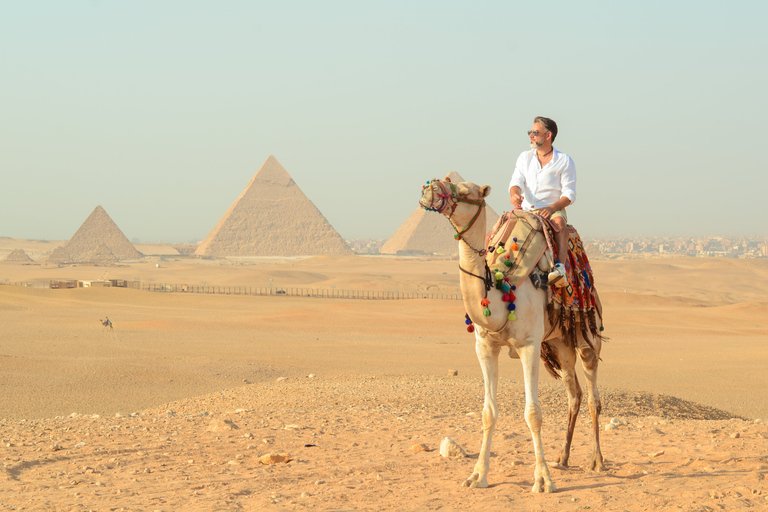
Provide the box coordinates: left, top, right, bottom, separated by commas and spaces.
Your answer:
484, 210, 605, 350
485, 210, 553, 288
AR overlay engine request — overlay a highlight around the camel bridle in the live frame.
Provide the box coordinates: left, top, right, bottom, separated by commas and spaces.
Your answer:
420, 179, 486, 247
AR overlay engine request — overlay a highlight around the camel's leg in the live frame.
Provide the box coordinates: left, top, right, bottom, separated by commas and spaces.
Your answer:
462, 340, 500, 489
519, 343, 556, 493
552, 339, 581, 468
579, 339, 606, 472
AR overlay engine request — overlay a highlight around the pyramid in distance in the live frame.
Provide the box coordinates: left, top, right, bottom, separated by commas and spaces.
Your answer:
380, 171, 501, 256
3, 248, 33, 262
194, 156, 353, 257
49, 206, 143, 263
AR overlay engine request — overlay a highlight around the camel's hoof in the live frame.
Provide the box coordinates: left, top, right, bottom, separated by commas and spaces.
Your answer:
532, 480, 557, 493
589, 454, 608, 472
462, 475, 488, 488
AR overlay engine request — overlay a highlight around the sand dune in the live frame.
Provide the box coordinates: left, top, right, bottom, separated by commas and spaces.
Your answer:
1, 251, 767, 510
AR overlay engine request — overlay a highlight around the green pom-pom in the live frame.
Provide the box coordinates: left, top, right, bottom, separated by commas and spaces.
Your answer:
504, 259, 513, 267
483, 307, 491, 317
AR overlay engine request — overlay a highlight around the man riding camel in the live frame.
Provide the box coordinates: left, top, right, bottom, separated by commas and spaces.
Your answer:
509, 116, 575, 287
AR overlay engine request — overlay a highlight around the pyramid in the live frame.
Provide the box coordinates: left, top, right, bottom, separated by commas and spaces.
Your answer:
51, 206, 143, 263
87, 243, 118, 263
195, 156, 353, 257
380, 172, 501, 256
47, 245, 72, 263
3, 248, 33, 262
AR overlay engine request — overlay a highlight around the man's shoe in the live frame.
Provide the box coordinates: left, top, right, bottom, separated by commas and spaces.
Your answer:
548, 263, 568, 288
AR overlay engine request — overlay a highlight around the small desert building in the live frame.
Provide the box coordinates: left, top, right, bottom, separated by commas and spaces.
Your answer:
195, 156, 352, 258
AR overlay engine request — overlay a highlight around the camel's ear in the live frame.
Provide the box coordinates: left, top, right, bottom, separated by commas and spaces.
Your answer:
457, 183, 471, 196
480, 185, 491, 198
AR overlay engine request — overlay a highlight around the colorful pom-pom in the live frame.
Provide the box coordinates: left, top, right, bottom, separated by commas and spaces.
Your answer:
483, 307, 491, 317
508, 311, 517, 321
480, 299, 490, 307
494, 271, 503, 281
467, 324, 475, 333
504, 259, 513, 267
507, 302, 516, 311
502, 293, 510, 302
511, 237, 519, 251
496, 246, 505, 254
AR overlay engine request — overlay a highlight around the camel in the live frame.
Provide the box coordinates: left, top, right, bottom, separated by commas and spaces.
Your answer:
419, 178, 606, 493
100, 317, 113, 331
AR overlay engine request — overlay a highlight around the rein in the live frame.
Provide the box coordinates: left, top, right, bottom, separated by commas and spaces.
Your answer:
421, 177, 511, 334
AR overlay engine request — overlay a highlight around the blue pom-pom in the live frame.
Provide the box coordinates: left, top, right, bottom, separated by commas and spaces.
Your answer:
507, 303, 516, 311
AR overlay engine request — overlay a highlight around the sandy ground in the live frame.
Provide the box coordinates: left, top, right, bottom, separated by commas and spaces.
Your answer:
1, 245, 767, 510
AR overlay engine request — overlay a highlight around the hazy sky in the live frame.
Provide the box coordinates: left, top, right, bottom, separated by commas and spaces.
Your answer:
2, 1, 766, 243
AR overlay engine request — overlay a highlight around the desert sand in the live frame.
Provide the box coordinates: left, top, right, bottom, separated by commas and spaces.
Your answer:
1, 243, 767, 510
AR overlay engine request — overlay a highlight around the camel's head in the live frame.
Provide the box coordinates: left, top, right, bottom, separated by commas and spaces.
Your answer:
420, 177, 491, 219
420, 178, 491, 241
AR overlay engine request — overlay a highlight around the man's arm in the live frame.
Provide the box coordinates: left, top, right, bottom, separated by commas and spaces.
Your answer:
509, 152, 527, 206
510, 186, 523, 207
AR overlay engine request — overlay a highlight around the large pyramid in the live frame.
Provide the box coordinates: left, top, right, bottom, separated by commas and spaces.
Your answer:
49, 206, 143, 263
195, 156, 353, 257
380, 172, 501, 256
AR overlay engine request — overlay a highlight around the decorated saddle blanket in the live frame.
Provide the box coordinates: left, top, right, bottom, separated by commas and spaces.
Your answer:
484, 210, 551, 288
483, 211, 604, 350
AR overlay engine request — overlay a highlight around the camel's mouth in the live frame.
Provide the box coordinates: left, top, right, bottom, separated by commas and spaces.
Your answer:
419, 179, 453, 214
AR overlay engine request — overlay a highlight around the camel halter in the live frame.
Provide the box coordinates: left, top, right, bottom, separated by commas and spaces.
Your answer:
420, 178, 486, 245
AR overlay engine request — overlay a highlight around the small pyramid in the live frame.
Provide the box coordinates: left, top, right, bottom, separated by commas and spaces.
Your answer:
3, 248, 33, 262
381, 172, 500, 256
195, 156, 352, 257
54, 206, 143, 263
47, 245, 72, 263
87, 242, 118, 263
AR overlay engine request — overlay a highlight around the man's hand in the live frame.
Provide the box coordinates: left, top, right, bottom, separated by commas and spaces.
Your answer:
510, 190, 523, 208
538, 206, 554, 219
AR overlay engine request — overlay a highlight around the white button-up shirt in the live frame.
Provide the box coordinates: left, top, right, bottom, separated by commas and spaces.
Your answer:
508, 148, 576, 209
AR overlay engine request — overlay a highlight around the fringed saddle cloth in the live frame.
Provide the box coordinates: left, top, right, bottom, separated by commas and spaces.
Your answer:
485, 210, 605, 349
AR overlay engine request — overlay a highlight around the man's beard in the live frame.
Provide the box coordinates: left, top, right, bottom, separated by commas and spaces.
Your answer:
530, 140, 543, 150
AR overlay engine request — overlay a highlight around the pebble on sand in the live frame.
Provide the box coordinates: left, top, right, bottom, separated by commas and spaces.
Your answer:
206, 418, 240, 432
259, 453, 292, 464
439, 437, 467, 458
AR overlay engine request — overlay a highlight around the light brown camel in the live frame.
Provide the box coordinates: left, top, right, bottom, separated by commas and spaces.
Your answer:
420, 178, 606, 493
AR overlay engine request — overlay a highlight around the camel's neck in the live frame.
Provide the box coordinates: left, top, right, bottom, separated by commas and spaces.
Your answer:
455, 209, 498, 327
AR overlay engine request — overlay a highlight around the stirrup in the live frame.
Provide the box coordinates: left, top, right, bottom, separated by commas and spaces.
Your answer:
548, 263, 567, 288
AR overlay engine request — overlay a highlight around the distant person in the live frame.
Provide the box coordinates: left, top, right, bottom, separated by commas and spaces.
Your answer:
509, 116, 576, 287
